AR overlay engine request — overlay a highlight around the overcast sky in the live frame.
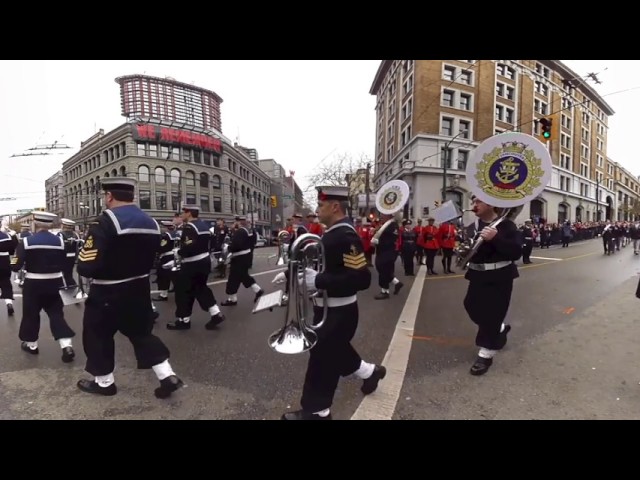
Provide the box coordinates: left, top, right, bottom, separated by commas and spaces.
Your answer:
0, 60, 637, 214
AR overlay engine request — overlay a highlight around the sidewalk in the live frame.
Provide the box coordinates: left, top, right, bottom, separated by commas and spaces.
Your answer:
400, 274, 640, 420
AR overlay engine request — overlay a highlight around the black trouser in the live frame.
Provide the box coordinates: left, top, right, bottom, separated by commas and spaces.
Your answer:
561, 235, 571, 247
375, 252, 396, 289
401, 246, 415, 275
425, 248, 438, 272
365, 250, 373, 267
174, 259, 216, 318
62, 257, 77, 287
522, 243, 533, 263
415, 246, 424, 265
156, 255, 174, 292
464, 280, 513, 350
19, 278, 75, 342
226, 255, 256, 295
0, 269, 13, 299
83, 278, 169, 376
441, 248, 453, 271
300, 302, 361, 412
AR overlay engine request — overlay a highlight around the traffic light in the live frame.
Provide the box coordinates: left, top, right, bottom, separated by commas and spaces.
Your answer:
270, 196, 277, 208
540, 117, 552, 139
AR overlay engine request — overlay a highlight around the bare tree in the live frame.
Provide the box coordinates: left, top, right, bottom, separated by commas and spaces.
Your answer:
301, 152, 372, 206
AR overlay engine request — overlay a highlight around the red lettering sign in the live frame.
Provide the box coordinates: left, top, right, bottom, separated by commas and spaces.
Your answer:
136, 125, 222, 153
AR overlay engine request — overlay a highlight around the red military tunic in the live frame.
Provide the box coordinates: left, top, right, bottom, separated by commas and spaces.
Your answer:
437, 223, 456, 249
308, 223, 323, 236
422, 225, 440, 250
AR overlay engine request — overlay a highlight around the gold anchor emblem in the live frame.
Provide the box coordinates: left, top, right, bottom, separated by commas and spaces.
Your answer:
495, 157, 520, 185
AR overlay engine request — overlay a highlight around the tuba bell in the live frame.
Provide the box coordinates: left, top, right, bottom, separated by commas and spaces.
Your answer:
267, 233, 328, 354
276, 230, 291, 266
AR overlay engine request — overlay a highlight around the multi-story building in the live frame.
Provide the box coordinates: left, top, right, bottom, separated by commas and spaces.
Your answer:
613, 161, 640, 221
45, 170, 65, 217
369, 60, 617, 225
57, 75, 272, 234
253, 158, 304, 234
345, 167, 374, 219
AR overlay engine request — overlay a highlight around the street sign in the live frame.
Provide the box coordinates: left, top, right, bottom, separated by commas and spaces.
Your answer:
282, 195, 292, 199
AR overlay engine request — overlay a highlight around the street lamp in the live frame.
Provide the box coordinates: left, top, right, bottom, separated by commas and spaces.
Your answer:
596, 177, 600, 222
79, 202, 90, 232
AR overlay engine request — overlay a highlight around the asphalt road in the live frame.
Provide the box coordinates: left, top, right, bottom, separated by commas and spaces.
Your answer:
2, 240, 638, 420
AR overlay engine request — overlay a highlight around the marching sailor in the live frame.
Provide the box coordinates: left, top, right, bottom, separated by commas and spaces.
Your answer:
463, 195, 522, 376
76, 177, 183, 398
274, 186, 386, 420
153, 220, 177, 302
372, 212, 403, 299
11, 211, 75, 361
57, 218, 80, 288
221, 215, 264, 306
0, 224, 18, 316
167, 204, 225, 331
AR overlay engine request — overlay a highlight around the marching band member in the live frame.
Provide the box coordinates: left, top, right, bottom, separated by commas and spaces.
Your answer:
167, 204, 225, 331
11, 211, 76, 361
57, 218, 80, 288
520, 219, 534, 264
276, 186, 385, 420
422, 217, 440, 275
437, 220, 457, 274
153, 220, 177, 301
372, 212, 403, 299
211, 219, 231, 279
463, 195, 522, 376
283, 214, 308, 303
0, 224, 17, 316
397, 219, 417, 276
76, 177, 183, 398
221, 215, 264, 306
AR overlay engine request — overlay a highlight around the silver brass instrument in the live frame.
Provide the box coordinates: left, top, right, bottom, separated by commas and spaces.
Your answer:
270, 230, 291, 266
261, 233, 328, 354
162, 235, 182, 271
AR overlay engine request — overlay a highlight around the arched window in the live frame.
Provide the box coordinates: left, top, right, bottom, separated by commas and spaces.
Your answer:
185, 171, 195, 186
200, 172, 208, 188
211, 175, 221, 189
155, 167, 166, 184
170, 169, 181, 184
111, 169, 118, 177
119, 166, 127, 176
138, 165, 150, 182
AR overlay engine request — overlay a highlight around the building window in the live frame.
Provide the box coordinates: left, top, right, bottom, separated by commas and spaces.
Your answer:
457, 150, 469, 170
442, 90, 455, 107
155, 167, 165, 184
171, 169, 181, 184
213, 196, 222, 213
137, 143, 146, 156
138, 165, 150, 182
211, 175, 221, 189
171, 192, 180, 211
185, 171, 195, 186
200, 172, 208, 188
139, 190, 151, 209
186, 193, 196, 205
200, 195, 210, 212
441, 118, 453, 136
156, 191, 167, 210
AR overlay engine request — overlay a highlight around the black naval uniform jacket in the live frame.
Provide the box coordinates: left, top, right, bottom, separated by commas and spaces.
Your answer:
375, 221, 399, 264
0, 231, 18, 272
314, 218, 371, 298
228, 226, 253, 264
77, 205, 161, 281
288, 224, 309, 257
464, 218, 522, 284
11, 231, 65, 281
178, 219, 212, 270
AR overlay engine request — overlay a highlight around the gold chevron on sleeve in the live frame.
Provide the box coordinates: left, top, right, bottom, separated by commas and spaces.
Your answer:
78, 250, 98, 262
343, 253, 367, 269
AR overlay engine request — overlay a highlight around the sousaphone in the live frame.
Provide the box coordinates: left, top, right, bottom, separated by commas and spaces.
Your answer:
461, 132, 553, 263
371, 179, 411, 244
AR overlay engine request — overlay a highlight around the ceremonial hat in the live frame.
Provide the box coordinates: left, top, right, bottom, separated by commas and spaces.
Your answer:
181, 204, 200, 213
33, 211, 58, 224
61, 218, 76, 227
101, 177, 137, 192
160, 220, 174, 227
235, 215, 247, 221
317, 186, 349, 201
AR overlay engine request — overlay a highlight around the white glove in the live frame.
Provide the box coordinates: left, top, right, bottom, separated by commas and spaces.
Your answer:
272, 272, 287, 284
371, 238, 379, 246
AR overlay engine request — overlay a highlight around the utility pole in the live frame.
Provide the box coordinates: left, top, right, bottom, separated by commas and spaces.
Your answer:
442, 129, 469, 203
596, 177, 600, 222
365, 162, 371, 217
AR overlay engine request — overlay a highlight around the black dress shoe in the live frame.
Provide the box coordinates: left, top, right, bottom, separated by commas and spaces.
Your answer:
154, 375, 184, 399
77, 379, 117, 396
281, 409, 331, 420
167, 319, 190, 330
394, 282, 404, 294
361, 365, 387, 395
61, 347, 75, 363
153, 296, 168, 302
7, 304, 14, 316
470, 357, 493, 376
220, 299, 237, 306
374, 292, 389, 300
205, 313, 225, 330
254, 289, 264, 303
21, 342, 39, 355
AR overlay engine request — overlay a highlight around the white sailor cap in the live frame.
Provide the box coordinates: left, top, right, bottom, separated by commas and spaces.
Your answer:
235, 215, 247, 221
317, 185, 349, 201
160, 220, 174, 227
33, 211, 58, 224
101, 177, 137, 192
61, 218, 76, 227
181, 204, 200, 213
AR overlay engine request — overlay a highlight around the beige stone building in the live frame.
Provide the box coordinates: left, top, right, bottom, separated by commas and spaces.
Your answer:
612, 161, 640, 221
369, 60, 618, 224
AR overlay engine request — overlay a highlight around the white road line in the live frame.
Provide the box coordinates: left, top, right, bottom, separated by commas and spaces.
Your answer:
150, 267, 286, 294
351, 265, 426, 421
529, 256, 563, 262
